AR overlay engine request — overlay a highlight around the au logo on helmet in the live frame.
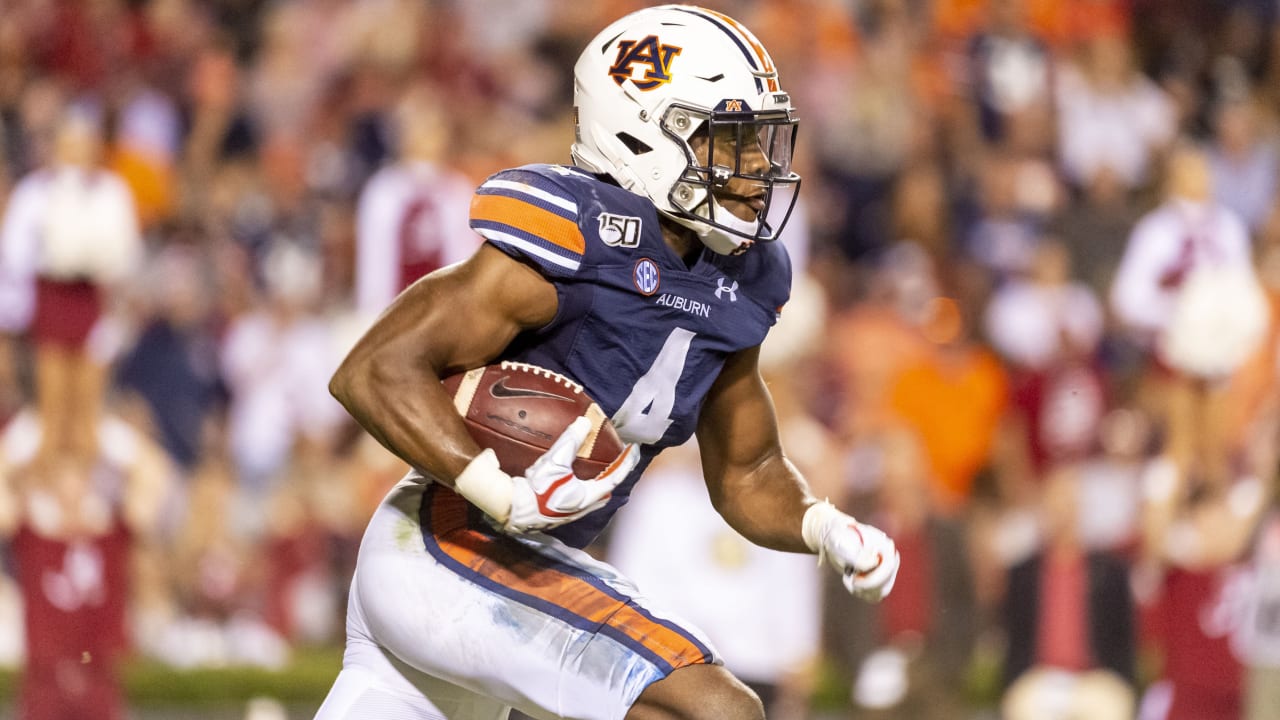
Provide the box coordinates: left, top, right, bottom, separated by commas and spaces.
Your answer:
608, 35, 683, 91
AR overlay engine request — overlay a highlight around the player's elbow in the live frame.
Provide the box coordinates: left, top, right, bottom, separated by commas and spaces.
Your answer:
705, 473, 761, 532
330, 334, 421, 419
329, 350, 373, 415
328, 367, 350, 407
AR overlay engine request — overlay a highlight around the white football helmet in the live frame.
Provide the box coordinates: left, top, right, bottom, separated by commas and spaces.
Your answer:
571, 4, 801, 255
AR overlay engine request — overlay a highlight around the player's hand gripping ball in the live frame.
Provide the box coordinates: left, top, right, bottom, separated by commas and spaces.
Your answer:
442, 362, 638, 533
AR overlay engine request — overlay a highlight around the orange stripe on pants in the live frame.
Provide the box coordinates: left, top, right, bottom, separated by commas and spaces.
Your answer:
424, 488, 709, 671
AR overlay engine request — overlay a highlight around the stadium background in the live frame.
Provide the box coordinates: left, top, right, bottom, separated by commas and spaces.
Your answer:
1, 0, 1279, 718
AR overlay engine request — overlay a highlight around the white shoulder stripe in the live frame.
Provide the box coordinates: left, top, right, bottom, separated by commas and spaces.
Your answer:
477, 228, 581, 272
483, 179, 578, 215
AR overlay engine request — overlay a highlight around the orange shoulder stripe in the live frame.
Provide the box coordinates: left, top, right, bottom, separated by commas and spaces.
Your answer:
470, 194, 585, 255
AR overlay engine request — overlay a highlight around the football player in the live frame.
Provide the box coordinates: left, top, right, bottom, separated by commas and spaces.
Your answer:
315, 6, 900, 720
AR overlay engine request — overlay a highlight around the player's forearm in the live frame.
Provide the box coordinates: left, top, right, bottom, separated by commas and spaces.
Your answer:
330, 346, 481, 483
710, 452, 816, 553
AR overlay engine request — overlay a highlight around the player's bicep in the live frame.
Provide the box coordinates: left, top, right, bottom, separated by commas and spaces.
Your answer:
330, 243, 559, 479
344, 243, 558, 380
695, 346, 783, 505
425, 244, 561, 371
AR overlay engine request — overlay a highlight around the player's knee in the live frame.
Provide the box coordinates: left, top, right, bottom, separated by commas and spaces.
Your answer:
627, 664, 765, 720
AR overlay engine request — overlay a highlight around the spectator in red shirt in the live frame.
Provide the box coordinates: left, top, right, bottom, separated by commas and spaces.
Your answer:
1137, 458, 1269, 720
0, 406, 171, 720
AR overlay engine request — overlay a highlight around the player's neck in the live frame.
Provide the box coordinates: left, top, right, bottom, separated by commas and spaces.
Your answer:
660, 220, 703, 268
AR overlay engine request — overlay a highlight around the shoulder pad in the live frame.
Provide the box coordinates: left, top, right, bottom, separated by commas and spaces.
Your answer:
470, 165, 597, 277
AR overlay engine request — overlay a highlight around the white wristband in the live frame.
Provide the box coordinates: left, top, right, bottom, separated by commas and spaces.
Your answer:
452, 449, 515, 524
802, 500, 843, 554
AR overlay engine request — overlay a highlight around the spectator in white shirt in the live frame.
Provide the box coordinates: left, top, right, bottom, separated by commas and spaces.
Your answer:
219, 242, 346, 507
1110, 142, 1268, 489
1055, 34, 1177, 193
0, 110, 142, 467
354, 86, 480, 325
1110, 143, 1261, 357
987, 239, 1104, 373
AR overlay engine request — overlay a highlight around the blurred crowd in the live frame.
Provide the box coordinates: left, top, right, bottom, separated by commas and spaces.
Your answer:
1, 0, 1280, 719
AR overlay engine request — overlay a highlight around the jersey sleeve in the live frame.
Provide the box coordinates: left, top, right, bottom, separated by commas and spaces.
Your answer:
469, 167, 586, 278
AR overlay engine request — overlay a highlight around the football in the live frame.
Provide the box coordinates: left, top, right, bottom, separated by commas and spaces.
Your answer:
441, 361, 626, 478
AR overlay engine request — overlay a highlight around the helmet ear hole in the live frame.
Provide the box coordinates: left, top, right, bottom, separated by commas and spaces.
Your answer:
616, 133, 653, 155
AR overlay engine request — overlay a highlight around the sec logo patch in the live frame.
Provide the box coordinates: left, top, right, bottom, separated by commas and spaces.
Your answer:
633, 258, 661, 296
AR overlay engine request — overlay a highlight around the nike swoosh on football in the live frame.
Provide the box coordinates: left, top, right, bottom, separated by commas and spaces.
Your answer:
489, 376, 575, 401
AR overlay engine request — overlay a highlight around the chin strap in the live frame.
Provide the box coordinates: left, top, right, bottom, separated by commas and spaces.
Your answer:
667, 205, 756, 255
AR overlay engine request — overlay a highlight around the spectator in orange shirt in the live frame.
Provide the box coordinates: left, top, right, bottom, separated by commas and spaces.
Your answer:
823, 242, 936, 444
888, 294, 1009, 513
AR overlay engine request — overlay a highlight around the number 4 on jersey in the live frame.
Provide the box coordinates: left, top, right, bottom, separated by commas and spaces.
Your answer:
612, 328, 694, 445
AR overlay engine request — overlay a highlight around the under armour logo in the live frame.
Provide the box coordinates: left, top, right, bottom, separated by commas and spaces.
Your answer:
715, 278, 738, 302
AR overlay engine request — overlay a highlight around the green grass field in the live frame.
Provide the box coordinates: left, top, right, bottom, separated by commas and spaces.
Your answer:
0, 642, 1013, 718
0, 646, 342, 717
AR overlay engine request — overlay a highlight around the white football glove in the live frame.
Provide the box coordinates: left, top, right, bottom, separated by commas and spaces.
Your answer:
802, 501, 900, 602
453, 416, 641, 534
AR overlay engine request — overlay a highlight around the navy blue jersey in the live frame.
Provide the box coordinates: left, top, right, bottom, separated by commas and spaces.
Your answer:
469, 164, 792, 547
